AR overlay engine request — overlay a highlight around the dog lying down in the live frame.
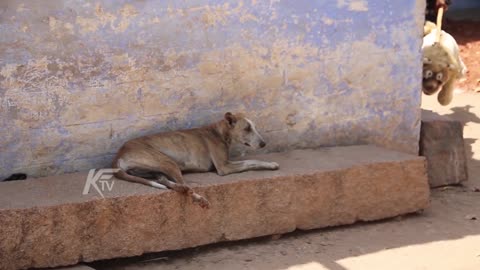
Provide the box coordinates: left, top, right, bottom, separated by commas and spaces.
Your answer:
113, 112, 280, 208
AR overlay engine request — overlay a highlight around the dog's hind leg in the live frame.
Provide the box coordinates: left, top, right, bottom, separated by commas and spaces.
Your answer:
115, 152, 210, 208
147, 156, 210, 208
115, 169, 168, 190
156, 176, 210, 208
155, 175, 189, 193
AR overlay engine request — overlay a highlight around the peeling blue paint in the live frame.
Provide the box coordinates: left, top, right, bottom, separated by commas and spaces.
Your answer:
0, 0, 423, 178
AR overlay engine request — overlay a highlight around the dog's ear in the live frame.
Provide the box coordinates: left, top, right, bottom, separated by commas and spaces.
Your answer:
224, 112, 237, 127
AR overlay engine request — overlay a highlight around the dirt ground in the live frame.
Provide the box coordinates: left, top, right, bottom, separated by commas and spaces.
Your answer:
444, 19, 480, 92
80, 19, 480, 270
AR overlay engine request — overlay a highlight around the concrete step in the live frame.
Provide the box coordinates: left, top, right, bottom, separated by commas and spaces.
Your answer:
0, 145, 429, 270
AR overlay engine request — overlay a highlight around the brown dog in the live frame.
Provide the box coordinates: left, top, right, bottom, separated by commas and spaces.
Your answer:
112, 112, 279, 208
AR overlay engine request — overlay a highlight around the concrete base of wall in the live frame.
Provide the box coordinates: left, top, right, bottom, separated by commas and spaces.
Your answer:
0, 145, 429, 270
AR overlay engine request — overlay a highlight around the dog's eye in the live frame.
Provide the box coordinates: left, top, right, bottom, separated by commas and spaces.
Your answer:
436, 72, 443, 81
244, 125, 251, 132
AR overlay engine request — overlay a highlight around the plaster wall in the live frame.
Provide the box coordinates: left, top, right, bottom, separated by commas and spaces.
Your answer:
0, 0, 425, 178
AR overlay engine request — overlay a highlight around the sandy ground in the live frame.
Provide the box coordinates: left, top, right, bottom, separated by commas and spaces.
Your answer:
86, 93, 480, 270
444, 19, 480, 92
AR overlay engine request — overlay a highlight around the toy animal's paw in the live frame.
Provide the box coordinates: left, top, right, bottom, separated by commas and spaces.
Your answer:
268, 162, 280, 170
438, 83, 454, 106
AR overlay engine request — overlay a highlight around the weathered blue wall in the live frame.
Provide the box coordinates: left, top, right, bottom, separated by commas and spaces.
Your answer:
0, 0, 425, 178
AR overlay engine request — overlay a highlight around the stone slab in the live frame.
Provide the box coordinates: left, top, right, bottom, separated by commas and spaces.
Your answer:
420, 110, 468, 187
0, 145, 429, 270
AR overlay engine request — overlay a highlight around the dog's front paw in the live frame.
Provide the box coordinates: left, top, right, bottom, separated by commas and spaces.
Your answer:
268, 162, 280, 170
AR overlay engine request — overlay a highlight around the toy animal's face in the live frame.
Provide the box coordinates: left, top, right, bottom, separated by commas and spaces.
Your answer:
422, 64, 449, 95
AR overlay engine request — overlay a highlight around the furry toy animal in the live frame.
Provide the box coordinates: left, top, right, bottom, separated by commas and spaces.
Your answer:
422, 21, 466, 106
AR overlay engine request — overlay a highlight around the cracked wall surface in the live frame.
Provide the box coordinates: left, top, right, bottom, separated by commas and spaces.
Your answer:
0, 0, 425, 178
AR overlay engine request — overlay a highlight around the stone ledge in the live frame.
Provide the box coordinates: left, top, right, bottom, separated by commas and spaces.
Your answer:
0, 145, 430, 270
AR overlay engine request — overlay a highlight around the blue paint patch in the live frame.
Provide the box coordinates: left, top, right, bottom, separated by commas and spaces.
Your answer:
0, 0, 423, 177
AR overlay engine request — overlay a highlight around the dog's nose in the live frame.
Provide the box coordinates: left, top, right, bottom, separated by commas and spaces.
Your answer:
260, 141, 266, 148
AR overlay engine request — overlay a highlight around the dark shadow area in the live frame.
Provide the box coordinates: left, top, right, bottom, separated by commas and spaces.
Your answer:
443, 19, 480, 46
422, 105, 480, 125
448, 105, 480, 124
464, 137, 479, 187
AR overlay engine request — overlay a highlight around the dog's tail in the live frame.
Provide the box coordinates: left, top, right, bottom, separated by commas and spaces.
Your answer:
112, 158, 168, 190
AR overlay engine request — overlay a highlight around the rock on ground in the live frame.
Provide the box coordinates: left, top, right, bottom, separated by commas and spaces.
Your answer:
420, 109, 468, 187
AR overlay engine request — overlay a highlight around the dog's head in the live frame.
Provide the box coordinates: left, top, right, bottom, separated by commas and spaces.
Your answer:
224, 112, 266, 149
